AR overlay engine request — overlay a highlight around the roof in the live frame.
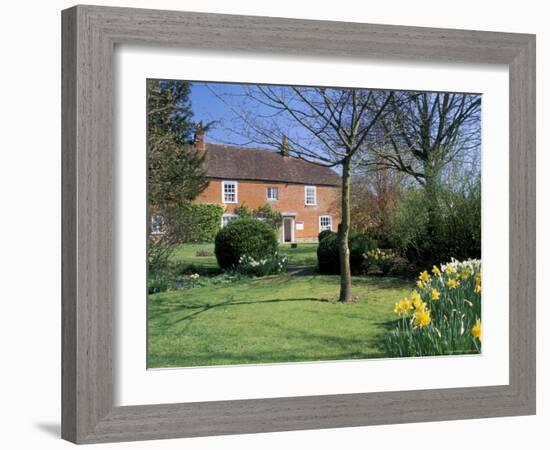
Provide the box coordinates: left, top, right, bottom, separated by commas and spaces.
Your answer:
203, 143, 341, 187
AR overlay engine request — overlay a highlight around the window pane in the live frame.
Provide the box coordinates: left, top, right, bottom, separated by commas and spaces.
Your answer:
305, 186, 316, 205
267, 187, 278, 200
320, 215, 332, 231
223, 182, 237, 202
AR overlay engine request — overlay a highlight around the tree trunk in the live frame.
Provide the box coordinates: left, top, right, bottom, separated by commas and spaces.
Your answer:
338, 158, 353, 302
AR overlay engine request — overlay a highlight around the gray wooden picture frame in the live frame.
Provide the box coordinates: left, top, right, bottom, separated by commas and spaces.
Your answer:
61, 5, 536, 444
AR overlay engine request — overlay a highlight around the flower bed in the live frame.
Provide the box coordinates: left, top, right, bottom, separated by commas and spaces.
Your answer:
384, 258, 482, 357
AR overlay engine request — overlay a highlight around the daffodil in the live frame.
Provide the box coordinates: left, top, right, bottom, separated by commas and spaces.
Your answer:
413, 308, 431, 328
446, 264, 456, 274
394, 297, 412, 317
474, 284, 481, 294
419, 271, 431, 283
475, 272, 482, 286
416, 280, 424, 288
447, 278, 459, 289
411, 290, 423, 309
432, 265, 441, 277
471, 318, 482, 340
431, 288, 440, 301
460, 269, 471, 281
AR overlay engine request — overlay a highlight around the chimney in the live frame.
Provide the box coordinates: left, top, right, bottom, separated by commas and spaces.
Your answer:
280, 135, 289, 157
194, 123, 205, 151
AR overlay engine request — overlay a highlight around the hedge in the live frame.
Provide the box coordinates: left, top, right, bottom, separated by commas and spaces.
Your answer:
163, 202, 224, 243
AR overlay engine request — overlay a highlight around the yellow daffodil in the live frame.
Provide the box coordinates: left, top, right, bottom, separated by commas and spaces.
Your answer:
475, 272, 482, 285
460, 269, 471, 281
471, 318, 482, 340
447, 278, 459, 289
432, 265, 441, 277
413, 308, 431, 328
445, 264, 456, 274
431, 288, 440, 301
474, 284, 481, 294
416, 280, 424, 288
419, 271, 431, 283
411, 290, 423, 309
394, 297, 412, 317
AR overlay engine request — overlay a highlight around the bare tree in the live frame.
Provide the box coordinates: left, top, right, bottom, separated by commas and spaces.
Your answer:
367, 91, 481, 190
365, 91, 481, 250
212, 85, 394, 302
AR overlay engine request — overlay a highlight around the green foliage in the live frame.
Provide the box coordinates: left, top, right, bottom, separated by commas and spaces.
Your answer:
147, 79, 195, 141
162, 203, 224, 243
255, 204, 283, 230
363, 248, 397, 276
318, 229, 335, 242
148, 239, 174, 273
317, 232, 376, 275
215, 219, 279, 269
172, 272, 243, 290
236, 254, 288, 277
147, 79, 208, 209
387, 182, 481, 266
147, 271, 171, 294
234, 203, 253, 219
235, 203, 282, 230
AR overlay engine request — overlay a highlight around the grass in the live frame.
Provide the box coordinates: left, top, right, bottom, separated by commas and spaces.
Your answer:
149, 241, 413, 368
171, 242, 318, 270
148, 273, 411, 368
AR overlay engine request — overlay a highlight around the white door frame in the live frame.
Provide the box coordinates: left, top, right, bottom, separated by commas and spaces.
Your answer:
282, 216, 295, 243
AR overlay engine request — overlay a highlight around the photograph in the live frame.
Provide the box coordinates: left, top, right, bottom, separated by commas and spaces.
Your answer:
146, 79, 482, 369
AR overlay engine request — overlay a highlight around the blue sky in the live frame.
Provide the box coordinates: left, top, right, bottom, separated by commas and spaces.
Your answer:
187, 81, 481, 176
188, 82, 252, 145
189, 81, 305, 149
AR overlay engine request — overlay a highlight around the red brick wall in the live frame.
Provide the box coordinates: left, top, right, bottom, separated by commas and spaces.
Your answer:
195, 179, 341, 242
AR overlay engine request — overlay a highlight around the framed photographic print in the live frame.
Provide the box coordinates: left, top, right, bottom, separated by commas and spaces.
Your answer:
62, 5, 536, 444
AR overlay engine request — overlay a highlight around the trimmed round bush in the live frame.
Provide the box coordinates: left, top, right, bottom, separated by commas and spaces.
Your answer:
318, 229, 335, 242
215, 218, 278, 269
317, 233, 340, 274
317, 231, 376, 274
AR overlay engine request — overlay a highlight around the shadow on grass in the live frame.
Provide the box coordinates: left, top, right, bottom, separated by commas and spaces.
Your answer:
369, 318, 399, 354
155, 296, 334, 328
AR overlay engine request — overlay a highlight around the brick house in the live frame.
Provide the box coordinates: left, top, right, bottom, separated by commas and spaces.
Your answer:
193, 131, 341, 243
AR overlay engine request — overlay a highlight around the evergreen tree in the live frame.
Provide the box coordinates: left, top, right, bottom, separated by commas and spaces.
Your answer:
147, 80, 210, 271
147, 79, 208, 209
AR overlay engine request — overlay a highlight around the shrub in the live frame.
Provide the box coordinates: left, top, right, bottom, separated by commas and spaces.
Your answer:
235, 203, 282, 231
318, 229, 335, 242
364, 248, 397, 275
383, 259, 482, 357
171, 271, 243, 290
148, 239, 174, 272
163, 203, 224, 243
387, 183, 481, 266
236, 253, 288, 277
317, 231, 376, 274
254, 204, 283, 230
147, 271, 171, 294
215, 219, 279, 269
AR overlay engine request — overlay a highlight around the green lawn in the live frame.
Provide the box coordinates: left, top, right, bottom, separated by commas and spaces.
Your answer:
148, 273, 411, 368
149, 241, 412, 368
171, 242, 318, 270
